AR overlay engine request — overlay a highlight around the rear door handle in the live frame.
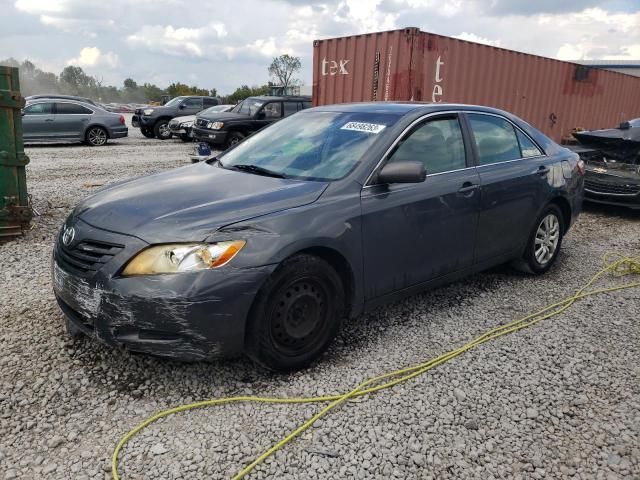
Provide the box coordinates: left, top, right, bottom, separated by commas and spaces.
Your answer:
458, 182, 479, 195
536, 166, 550, 176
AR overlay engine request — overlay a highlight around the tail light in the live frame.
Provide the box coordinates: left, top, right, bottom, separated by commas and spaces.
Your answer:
576, 159, 585, 176
119, 115, 125, 125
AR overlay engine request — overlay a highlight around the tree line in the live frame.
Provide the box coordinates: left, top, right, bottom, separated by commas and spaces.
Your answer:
0, 57, 299, 105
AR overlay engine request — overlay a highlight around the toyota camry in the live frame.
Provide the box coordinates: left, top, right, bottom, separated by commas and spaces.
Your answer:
53, 103, 584, 371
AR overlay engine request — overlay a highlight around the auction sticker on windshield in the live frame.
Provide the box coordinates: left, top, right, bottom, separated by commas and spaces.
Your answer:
341, 122, 386, 134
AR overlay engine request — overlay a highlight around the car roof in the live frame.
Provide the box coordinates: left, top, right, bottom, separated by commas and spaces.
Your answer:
310, 102, 517, 117
248, 96, 312, 101
26, 98, 102, 110
26, 94, 96, 104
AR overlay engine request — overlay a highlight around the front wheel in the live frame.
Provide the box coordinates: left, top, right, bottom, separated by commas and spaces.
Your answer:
225, 131, 245, 149
85, 126, 108, 146
246, 255, 345, 371
516, 204, 564, 274
154, 120, 172, 140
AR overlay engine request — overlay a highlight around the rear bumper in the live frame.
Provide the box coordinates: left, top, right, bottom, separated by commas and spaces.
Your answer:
192, 126, 227, 146
109, 126, 128, 138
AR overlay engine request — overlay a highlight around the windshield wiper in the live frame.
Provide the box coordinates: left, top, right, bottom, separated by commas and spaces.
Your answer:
230, 164, 288, 178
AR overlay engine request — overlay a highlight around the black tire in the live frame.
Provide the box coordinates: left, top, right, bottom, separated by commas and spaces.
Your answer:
516, 204, 564, 275
85, 126, 108, 146
246, 254, 345, 372
154, 120, 172, 140
65, 318, 83, 338
141, 127, 155, 138
225, 131, 245, 149
179, 133, 192, 142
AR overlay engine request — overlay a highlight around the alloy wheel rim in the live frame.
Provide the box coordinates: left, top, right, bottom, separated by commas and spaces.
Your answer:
270, 278, 328, 355
534, 213, 560, 265
89, 128, 106, 145
159, 123, 170, 138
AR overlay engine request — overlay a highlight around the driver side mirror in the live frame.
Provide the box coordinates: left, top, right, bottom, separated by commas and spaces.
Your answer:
256, 111, 266, 120
376, 161, 426, 185
178, 104, 186, 109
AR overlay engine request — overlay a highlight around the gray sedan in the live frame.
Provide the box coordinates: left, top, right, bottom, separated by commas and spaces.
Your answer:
22, 100, 128, 146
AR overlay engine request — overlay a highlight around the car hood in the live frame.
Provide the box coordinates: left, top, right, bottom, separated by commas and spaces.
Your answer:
75, 162, 329, 243
196, 112, 249, 122
171, 114, 196, 123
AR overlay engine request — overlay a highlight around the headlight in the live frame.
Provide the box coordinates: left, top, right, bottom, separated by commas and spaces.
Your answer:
180, 121, 194, 128
143, 108, 154, 116
122, 240, 246, 276
207, 121, 224, 130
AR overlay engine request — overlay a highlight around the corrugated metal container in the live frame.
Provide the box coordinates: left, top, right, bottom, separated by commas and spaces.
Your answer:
0, 66, 31, 239
312, 27, 640, 142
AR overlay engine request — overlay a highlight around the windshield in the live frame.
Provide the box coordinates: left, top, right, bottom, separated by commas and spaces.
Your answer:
164, 97, 185, 107
231, 98, 264, 116
219, 111, 400, 181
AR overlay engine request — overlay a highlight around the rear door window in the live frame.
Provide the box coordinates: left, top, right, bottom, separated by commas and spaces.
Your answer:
56, 103, 92, 115
203, 98, 218, 107
516, 129, 543, 157
387, 116, 467, 175
302, 101, 312, 110
24, 103, 53, 114
468, 114, 521, 165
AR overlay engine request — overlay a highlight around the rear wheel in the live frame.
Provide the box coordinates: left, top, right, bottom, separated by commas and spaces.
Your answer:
85, 126, 108, 146
516, 204, 564, 274
141, 127, 155, 138
154, 120, 172, 140
246, 255, 345, 371
225, 131, 245, 149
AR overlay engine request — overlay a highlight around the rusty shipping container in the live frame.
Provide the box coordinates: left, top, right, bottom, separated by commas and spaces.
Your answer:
312, 27, 640, 142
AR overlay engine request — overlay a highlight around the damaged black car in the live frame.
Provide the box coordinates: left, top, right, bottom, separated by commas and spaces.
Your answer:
571, 119, 640, 209
53, 103, 583, 371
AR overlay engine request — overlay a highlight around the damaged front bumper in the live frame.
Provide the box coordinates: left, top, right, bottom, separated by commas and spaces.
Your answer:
52, 219, 274, 361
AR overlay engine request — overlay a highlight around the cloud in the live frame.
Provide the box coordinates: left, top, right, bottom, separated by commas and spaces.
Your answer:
67, 47, 119, 68
14, 0, 69, 14
127, 23, 227, 58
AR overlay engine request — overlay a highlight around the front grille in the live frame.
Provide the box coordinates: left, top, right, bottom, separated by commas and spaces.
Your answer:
195, 118, 209, 128
56, 238, 124, 276
134, 108, 142, 115
585, 178, 640, 196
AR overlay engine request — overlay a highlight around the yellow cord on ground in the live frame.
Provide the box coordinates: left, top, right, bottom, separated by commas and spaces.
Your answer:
112, 252, 640, 480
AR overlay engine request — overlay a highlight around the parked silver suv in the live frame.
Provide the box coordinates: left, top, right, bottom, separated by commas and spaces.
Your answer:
22, 100, 128, 146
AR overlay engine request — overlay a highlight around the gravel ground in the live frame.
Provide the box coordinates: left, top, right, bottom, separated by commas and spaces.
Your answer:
1, 119, 639, 479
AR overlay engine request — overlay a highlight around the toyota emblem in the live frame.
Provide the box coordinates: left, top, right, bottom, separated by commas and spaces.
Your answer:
62, 226, 75, 246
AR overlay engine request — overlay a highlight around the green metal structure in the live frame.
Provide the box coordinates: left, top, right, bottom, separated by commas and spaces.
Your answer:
0, 66, 31, 239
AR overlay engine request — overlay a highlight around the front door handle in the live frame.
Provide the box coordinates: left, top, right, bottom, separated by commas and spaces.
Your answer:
536, 165, 550, 176
45, 118, 54, 122
458, 182, 479, 195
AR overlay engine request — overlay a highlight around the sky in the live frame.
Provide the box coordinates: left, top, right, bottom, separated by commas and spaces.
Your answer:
1, 0, 639, 94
